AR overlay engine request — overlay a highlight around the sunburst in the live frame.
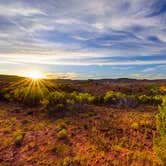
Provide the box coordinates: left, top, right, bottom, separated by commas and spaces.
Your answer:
25, 71, 44, 80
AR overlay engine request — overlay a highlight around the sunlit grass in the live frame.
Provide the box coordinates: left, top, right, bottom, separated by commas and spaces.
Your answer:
6, 74, 56, 106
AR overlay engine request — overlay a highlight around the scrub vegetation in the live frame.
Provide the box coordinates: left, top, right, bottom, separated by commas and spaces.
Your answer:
0, 75, 166, 165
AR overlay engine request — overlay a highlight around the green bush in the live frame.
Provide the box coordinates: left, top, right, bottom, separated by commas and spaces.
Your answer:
152, 95, 163, 105
71, 92, 95, 104
45, 91, 71, 115
92, 95, 104, 105
0, 81, 163, 110
2, 86, 49, 106
138, 94, 162, 105
57, 129, 68, 139
57, 157, 73, 166
156, 98, 166, 136
13, 130, 25, 147
154, 97, 166, 165
138, 95, 151, 104
0, 88, 8, 99
48, 91, 67, 105
154, 136, 166, 165
104, 91, 118, 105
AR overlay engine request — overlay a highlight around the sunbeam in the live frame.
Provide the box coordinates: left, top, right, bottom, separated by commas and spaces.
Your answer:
24, 71, 44, 80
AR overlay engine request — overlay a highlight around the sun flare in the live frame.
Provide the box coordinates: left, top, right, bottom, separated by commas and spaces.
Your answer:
25, 71, 44, 80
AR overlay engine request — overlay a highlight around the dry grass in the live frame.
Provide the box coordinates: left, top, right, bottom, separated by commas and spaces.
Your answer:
0, 103, 161, 166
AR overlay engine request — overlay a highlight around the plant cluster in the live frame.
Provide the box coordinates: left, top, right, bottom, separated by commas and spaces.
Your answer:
154, 97, 166, 165
0, 85, 164, 111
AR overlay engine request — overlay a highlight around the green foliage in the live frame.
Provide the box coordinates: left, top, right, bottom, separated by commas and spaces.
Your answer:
133, 151, 152, 162
138, 94, 162, 105
138, 95, 151, 104
71, 92, 95, 104
104, 91, 118, 104
154, 136, 166, 165
92, 95, 104, 105
0, 79, 164, 111
57, 129, 68, 139
154, 98, 166, 165
0, 88, 7, 99
156, 98, 166, 136
13, 130, 25, 146
152, 95, 163, 105
2, 87, 49, 106
58, 157, 73, 166
48, 91, 67, 105
45, 91, 69, 115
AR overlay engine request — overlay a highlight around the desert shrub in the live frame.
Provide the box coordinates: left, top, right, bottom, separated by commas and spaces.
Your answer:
151, 95, 163, 105
139, 120, 151, 128
0, 88, 13, 101
154, 136, 166, 165
131, 122, 139, 130
13, 130, 25, 147
117, 94, 138, 108
104, 91, 138, 107
57, 157, 73, 166
0, 88, 8, 100
57, 156, 88, 166
104, 91, 118, 105
156, 97, 166, 136
39, 98, 49, 110
138, 94, 162, 105
56, 119, 69, 131
138, 95, 152, 104
48, 91, 67, 105
126, 95, 138, 107
4, 87, 48, 106
71, 92, 95, 104
57, 129, 68, 139
45, 91, 68, 114
154, 97, 166, 165
41, 91, 94, 115
92, 95, 104, 105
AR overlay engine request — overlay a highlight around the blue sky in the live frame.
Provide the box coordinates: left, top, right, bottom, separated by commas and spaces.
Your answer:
0, 0, 165, 79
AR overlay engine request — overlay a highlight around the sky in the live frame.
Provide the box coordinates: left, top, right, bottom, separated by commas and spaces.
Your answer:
0, 0, 166, 79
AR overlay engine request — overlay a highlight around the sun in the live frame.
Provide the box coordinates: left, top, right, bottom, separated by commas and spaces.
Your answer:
26, 71, 43, 80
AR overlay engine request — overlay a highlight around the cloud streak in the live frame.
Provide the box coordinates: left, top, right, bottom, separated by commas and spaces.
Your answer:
0, 0, 165, 78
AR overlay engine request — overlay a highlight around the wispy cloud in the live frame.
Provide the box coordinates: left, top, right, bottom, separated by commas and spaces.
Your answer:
132, 73, 166, 80
0, 4, 45, 17
45, 72, 78, 80
0, 0, 165, 78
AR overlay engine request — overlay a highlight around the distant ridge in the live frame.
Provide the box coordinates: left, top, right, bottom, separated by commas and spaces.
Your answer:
0, 74, 165, 83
